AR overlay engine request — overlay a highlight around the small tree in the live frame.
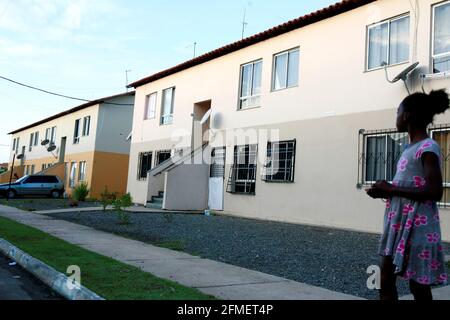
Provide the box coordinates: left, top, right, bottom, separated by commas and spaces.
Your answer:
100, 186, 117, 211
112, 193, 133, 225
72, 183, 89, 202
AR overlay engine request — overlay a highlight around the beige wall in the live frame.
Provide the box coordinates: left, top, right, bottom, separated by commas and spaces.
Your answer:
9, 104, 100, 165
127, 0, 450, 240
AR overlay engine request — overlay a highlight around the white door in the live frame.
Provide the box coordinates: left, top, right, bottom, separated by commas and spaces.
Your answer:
208, 147, 226, 211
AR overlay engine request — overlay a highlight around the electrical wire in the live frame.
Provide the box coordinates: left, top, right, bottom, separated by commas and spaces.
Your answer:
0, 76, 134, 106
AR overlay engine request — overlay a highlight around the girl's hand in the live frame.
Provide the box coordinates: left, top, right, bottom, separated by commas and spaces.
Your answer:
366, 180, 394, 199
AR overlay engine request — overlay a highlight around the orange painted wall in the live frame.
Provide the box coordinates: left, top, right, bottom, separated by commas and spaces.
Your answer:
0, 166, 24, 183
90, 151, 130, 198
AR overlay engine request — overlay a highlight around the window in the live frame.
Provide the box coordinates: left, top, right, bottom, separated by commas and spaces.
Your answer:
69, 162, 77, 188
358, 130, 408, 185
227, 145, 258, 195
45, 128, 50, 141
42, 164, 46, 171
161, 87, 175, 125
73, 119, 81, 144
12, 137, 19, 154
273, 48, 299, 91
78, 161, 87, 181
239, 60, 262, 109
430, 127, 450, 206
156, 150, 172, 165
137, 152, 152, 180
82, 116, 91, 136
432, 1, 450, 73
366, 15, 410, 70
50, 127, 56, 144
263, 140, 296, 182
29, 133, 34, 151
30, 165, 35, 175
145, 93, 157, 120
34, 132, 39, 146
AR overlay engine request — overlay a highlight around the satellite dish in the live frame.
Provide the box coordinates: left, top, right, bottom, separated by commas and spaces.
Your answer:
47, 144, 57, 152
392, 62, 420, 83
200, 109, 212, 125
16, 154, 24, 160
384, 62, 420, 94
41, 139, 50, 146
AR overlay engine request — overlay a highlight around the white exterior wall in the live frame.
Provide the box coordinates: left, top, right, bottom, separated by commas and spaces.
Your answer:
9, 104, 100, 164
96, 96, 134, 155
128, 0, 450, 240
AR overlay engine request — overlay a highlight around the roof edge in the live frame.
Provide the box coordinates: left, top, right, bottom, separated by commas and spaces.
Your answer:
129, 0, 376, 88
8, 91, 136, 135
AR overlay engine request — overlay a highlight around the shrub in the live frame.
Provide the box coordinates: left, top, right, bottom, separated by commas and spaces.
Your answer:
112, 193, 133, 225
72, 183, 89, 202
100, 187, 117, 212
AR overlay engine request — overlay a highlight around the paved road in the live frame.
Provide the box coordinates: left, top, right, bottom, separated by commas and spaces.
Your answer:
0, 254, 62, 300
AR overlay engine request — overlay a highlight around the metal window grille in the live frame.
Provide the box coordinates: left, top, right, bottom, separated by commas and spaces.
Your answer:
156, 150, 172, 166
358, 125, 450, 208
262, 140, 296, 182
227, 145, 257, 195
357, 129, 408, 188
429, 124, 450, 208
137, 152, 152, 181
210, 147, 226, 178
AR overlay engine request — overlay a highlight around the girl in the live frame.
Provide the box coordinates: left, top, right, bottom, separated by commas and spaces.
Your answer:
367, 89, 449, 301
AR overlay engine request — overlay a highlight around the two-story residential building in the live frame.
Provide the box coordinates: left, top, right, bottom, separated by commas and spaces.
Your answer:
126, 0, 450, 241
3, 92, 135, 198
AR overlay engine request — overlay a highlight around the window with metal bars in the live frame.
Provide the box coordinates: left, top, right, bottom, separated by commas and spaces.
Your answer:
137, 152, 152, 180
262, 140, 296, 182
429, 125, 450, 208
156, 150, 172, 166
357, 129, 409, 187
227, 145, 257, 195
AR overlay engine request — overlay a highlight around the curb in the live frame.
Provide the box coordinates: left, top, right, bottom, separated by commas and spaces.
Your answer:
0, 238, 104, 300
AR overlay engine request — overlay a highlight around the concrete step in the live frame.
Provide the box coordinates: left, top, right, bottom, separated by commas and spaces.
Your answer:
146, 202, 163, 210
158, 191, 164, 197
151, 197, 163, 204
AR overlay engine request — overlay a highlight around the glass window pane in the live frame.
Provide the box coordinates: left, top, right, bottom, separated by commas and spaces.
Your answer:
252, 61, 262, 95
434, 3, 450, 56
274, 53, 288, 90
434, 55, 450, 74
365, 136, 386, 182
368, 22, 389, 69
149, 93, 157, 118
389, 16, 410, 65
287, 49, 299, 87
240, 64, 252, 98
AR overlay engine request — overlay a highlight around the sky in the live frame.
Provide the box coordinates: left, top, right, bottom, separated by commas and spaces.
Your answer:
0, 0, 338, 163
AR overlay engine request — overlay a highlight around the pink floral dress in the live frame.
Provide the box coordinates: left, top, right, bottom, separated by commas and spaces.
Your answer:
379, 138, 448, 285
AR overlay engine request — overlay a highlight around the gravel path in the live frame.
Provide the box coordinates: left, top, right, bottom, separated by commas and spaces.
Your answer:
46, 211, 450, 300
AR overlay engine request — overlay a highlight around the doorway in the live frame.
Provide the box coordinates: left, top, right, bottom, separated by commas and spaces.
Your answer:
208, 147, 226, 211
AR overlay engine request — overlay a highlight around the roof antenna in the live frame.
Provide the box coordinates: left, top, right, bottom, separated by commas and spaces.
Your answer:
241, 8, 248, 39
125, 69, 132, 92
185, 42, 197, 59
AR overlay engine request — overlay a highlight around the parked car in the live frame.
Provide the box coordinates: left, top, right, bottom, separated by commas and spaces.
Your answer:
0, 175, 64, 199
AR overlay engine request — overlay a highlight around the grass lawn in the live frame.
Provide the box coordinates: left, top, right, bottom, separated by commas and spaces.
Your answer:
0, 216, 214, 300
0, 198, 101, 211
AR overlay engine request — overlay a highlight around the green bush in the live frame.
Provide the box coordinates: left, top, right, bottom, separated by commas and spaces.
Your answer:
72, 183, 89, 202
100, 187, 117, 211
112, 193, 133, 225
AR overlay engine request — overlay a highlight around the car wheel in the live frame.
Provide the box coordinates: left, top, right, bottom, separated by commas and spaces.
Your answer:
50, 190, 61, 199
6, 189, 16, 199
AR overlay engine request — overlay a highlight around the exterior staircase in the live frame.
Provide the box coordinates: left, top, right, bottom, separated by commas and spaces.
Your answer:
146, 191, 164, 209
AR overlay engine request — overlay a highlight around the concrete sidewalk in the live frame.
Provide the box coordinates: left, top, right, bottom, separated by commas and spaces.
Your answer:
34, 206, 201, 215
0, 205, 361, 300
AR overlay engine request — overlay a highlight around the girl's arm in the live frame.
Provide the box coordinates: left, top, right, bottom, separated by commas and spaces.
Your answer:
367, 152, 443, 202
